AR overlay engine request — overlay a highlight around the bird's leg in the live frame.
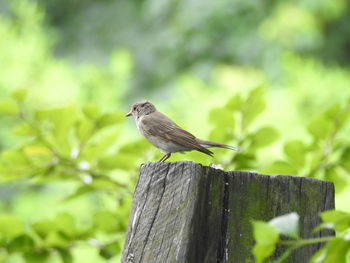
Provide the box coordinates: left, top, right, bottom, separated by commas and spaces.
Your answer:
162, 153, 171, 162
158, 153, 171, 162
158, 154, 167, 162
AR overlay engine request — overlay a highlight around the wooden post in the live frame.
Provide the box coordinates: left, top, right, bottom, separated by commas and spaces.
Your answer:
121, 161, 334, 263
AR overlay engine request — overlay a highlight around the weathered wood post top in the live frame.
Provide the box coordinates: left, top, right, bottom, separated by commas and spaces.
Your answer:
122, 161, 334, 263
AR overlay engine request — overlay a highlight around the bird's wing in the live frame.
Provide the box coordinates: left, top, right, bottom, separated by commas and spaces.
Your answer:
140, 112, 213, 155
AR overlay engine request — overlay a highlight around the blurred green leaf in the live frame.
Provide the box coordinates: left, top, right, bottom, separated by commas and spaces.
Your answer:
325, 104, 350, 129
243, 87, 266, 128
98, 153, 137, 170
208, 107, 235, 127
118, 139, 149, 155
209, 128, 232, 144
75, 119, 95, 142
324, 167, 347, 193
83, 103, 101, 120
7, 234, 35, 253
308, 116, 334, 140
33, 213, 76, 243
57, 248, 73, 263
251, 126, 279, 148
321, 210, 350, 232
35, 106, 77, 154
340, 147, 350, 172
84, 129, 120, 154
226, 94, 243, 111
231, 153, 256, 169
99, 242, 121, 260
252, 220, 279, 263
284, 140, 305, 167
45, 231, 69, 248
12, 123, 38, 137
23, 251, 49, 263
0, 99, 19, 115
12, 89, 27, 102
1, 149, 31, 167
262, 161, 297, 175
54, 213, 76, 238
93, 211, 118, 233
92, 178, 121, 191
38, 106, 77, 135
63, 186, 94, 202
22, 143, 52, 158
269, 212, 299, 239
271, 247, 294, 263
32, 219, 54, 239
308, 148, 324, 175
0, 214, 23, 240
309, 238, 350, 263
96, 112, 124, 129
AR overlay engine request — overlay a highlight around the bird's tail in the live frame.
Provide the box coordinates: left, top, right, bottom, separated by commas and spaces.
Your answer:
196, 139, 239, 152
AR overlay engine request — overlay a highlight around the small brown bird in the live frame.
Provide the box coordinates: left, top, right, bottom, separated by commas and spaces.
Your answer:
126, 101, 238, 162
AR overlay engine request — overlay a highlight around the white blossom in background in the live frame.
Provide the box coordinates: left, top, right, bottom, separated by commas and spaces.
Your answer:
81, 174, 93, 184
78, 161, 90, 171
70, 147, 80, 159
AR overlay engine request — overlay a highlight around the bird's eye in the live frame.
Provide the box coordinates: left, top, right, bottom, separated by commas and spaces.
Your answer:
133, 107, 136, 110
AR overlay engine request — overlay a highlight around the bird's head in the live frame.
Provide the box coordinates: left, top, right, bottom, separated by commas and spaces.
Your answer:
126, 101, 157, 118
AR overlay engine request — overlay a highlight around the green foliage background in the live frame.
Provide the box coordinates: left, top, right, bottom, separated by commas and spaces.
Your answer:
0, 0, 349, 262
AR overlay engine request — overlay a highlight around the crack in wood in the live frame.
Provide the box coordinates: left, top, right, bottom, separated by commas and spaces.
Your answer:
217, 170, 229, 263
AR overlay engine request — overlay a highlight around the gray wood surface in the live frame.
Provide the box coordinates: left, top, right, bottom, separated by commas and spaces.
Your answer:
121, 161, 334, 263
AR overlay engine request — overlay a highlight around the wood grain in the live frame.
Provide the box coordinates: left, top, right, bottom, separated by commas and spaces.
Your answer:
121, 161, 334, 263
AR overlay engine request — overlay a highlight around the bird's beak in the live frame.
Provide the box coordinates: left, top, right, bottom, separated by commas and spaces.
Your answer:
125, 110, 132, 117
